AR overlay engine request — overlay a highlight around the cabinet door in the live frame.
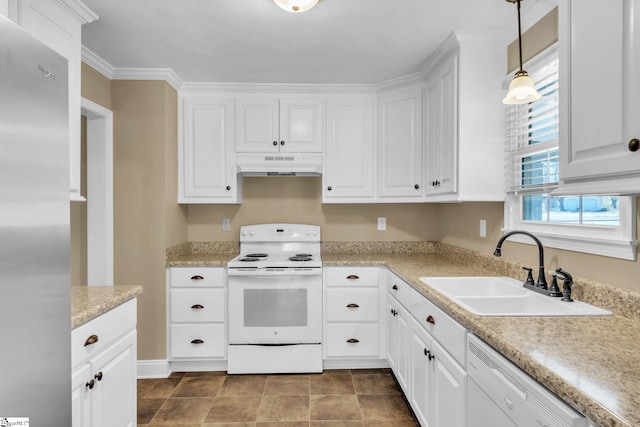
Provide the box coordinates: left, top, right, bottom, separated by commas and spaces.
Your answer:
559, 0, 640, 183
235, 98, 279, 152
72, 363, 92, 427
91, 330, 137, 427
409, 321, 433, 427
324, 98, 374, 201
430, 339, 466, 427
378, 89, 423, 198
425, 54, 457, 196
179, 97, 237, 202
386, 298, 410, 394
280, 99, 323, 152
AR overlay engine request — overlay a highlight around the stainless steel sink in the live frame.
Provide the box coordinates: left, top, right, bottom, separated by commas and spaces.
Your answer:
419, 276, 612, 317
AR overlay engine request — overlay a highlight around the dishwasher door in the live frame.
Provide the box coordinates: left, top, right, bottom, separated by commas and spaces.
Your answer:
466, 334, 587, 427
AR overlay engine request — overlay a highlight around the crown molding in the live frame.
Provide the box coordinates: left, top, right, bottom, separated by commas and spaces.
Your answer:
82, 46, 115, 79
180, 81, 377, 94
56, 0, 98, 24
112, 68, 183, 91
375, 72, 425, 93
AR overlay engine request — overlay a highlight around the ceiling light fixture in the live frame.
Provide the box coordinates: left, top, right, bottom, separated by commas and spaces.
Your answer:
503, 0, 541, 104
273, 0, 320, 13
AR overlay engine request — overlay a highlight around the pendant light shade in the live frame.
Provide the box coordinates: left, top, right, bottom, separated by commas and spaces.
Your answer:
273, 0, 320, 13
503, 70, 541, 104
503, 0, 541, 104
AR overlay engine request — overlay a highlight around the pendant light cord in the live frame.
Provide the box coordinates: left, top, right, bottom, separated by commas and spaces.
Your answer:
517, 0, 523, 72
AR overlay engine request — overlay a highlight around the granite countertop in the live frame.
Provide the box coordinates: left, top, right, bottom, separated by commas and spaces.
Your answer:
324, 252, 639, 427
166, 247, 639, 426
71, 285, 143, 329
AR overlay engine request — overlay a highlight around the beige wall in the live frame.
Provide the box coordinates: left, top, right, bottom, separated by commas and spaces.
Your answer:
507, 7, 558, 73
436, 201, 640, 294
187, 177, 439, 242
111, 80, 186, 360
81, 62, 111, 109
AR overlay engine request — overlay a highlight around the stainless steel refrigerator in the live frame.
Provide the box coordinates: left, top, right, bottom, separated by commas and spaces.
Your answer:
0, 14, 71, 425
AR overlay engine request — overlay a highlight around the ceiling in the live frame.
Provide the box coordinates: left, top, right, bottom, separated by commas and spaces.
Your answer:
80, 0, 519, 85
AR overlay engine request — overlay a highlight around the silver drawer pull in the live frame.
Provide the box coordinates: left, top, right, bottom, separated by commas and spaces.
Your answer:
346, 275, 360, 280
346, 303, 360, 309
84, 334, 99, 347
191, 339, 204, 344
190, 275, 204, 280
346, 338, 360, 344
191, 304, 205, 309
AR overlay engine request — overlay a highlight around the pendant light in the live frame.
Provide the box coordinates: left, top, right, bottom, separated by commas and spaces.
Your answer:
273, 0, 320, 13
503, 0, 541, 104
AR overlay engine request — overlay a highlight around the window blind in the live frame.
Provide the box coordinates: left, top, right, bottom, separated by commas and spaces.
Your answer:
504, 49, 559, 194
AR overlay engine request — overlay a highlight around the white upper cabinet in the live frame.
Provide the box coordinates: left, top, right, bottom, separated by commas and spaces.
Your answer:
179, 95, 241, 203
9, 0, 97, 201
323, 97, 375, 202
558, 0, 640, 194
422, 32, 505, 202
235, 97, 324, 153
377, 88, 423, 199
424, 53, 458, 197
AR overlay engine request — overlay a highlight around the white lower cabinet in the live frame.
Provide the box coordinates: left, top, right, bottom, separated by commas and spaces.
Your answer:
71, 299, 137, 427
386, 273, 467, 427
323, 267, 385, 366
167, 267, 227, 370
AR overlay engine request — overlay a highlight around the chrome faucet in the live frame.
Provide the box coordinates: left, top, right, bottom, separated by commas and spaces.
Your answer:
494, 230, 558, 296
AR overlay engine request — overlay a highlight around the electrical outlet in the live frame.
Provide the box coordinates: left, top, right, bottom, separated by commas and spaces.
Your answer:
479, 219, 487, 238
222, 218, 230, 231
378, 217, 387, 231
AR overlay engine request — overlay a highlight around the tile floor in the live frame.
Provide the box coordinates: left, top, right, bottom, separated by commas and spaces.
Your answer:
137, 368, 419, 426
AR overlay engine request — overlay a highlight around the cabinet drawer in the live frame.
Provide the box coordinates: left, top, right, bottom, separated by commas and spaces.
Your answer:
387, 272, 414, 309
325, 324, 379, 357
171, 289, 225, 322
411, 292, 466, 366
72, 299, 137, 368
170, 324, 225, 358
170, 267, 225, 287
325, 267, 379, 286
326, 288, 378, 322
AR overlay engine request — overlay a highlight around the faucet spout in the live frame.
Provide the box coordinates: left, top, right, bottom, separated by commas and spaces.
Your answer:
494, 230, 548, 290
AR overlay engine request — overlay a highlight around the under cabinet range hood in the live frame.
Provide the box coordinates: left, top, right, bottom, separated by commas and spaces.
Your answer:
236, 154, 322, 176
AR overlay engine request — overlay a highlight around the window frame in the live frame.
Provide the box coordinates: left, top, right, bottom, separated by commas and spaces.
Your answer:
503, 46, 638, 261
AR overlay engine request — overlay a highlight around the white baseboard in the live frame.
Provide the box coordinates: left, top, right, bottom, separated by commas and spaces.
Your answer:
138, 358, 390, 378
137, 360, 171, 378
323, 358, 390, 370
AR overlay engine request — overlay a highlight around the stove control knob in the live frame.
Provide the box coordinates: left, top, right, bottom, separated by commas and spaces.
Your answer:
241, 229, 248, 237
249, 230, 256, 236
305, 231, 311, 236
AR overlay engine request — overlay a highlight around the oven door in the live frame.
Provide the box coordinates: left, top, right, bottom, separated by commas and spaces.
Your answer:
228, 274, 322, 345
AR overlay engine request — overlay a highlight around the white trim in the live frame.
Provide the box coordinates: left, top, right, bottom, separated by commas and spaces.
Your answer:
181, 81, 377, 94
504, 195, 638, 260
323, 359, 390, 370
56, 0, 97, 24
81, 45, 115, 79
169, 360, 228, 373
81, 97, 114, 285
137, 360, 171, 379
112, 67, 183, 92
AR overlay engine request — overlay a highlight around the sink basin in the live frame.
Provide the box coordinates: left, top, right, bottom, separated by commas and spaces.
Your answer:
419, 276, 612, 317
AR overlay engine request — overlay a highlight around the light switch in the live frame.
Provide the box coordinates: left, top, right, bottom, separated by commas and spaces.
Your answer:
378, 217, 387, 231
479, 219, 486, 238
222, 218, 230, 231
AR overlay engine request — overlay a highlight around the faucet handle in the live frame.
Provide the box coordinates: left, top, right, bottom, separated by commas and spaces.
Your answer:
556, 268, 574, 302
522, 267, 535, 286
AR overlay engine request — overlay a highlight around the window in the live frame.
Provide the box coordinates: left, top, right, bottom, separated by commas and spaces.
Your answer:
503, 45, 636, 260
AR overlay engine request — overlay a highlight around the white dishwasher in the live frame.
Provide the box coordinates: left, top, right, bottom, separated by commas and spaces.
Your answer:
467, 334, 588, 427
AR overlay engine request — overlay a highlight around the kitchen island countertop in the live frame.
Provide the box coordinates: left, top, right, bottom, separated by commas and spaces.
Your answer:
72, 285, 143, 329
167, 247, 640, 427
